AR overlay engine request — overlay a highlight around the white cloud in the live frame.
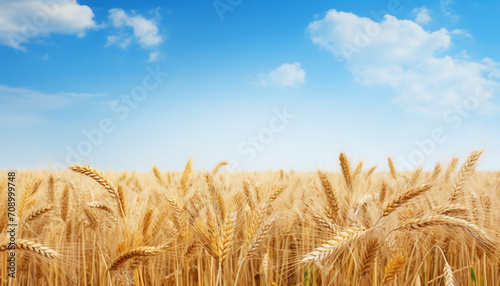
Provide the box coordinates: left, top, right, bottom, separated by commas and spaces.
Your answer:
0, 0, 96, 51
106, 8, 162, 49
307, 10, 500, 115
257, 62, 306, 88
413, 7, 431, 24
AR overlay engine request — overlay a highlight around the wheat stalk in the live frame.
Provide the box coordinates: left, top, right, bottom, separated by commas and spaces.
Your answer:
396, 214, 498, 252
367, 165, 377, 178
220, 208, 237, 263
443, 260, 456, 286
444, 157, 460, 181
450, 149, 483, 202
22, 204, 53, 225
317, 170, 340, 220
382, 184, 432, 218
0, 239, 58, 259
383, 255, 406, 284
388, 157, 397, 180
353, 160, 364, 180
212, 160, 229, 174
69, 164, 127, 219
359, 238, 379, 276
431, 204, 468, 217
243, 180, 255, 210
307, 202, 337, 234
69, 165, 116, 197
88, 201, 116, 221
205, 172, 226, 225
408, 167, 422, 186
47, 175, 55, 204
153, 165, 167, 187
60, 184, 70, 221
161, 194, 185, 230
139, 208, 154, 244
180, 158, 193, 193
84, 208, 98, 230
18, 178, 42, 218
302, 227, 365, 264
339, 152, 353, 190
430, 163, 442, 181
108, 246, 163, 271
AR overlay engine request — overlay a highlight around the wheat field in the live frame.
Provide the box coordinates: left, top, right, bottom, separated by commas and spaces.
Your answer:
1, 150, 499, 285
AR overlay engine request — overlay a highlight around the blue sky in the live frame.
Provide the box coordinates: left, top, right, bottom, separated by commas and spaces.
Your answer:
1, 0, 500, 171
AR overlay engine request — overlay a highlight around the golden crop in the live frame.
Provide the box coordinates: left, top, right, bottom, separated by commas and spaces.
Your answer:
1, 150, 499, 285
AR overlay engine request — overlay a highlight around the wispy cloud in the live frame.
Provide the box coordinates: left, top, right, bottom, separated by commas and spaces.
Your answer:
0, 84, 106, 129
0, 0, 96, 51
441, 0, 459, 22
308, 10, 500, 115
0, 84, 105, 108
147, 51, 164, 62
451, 29, 472, 38
256, 62, 306, 88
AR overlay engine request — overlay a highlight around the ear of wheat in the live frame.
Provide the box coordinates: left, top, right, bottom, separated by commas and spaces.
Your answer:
108, 246, 163, 271
212, 160, 229, 174
396, 214, 498, 253
359, 238, 379, 276
382, 184, 432, 218
450, 149, 483, 202
339, 152, 353, 190
1, 239, 58, 259
180, 158, 193, 193
302, 227, 365, 264
388, 157, 397, 180
317, 170, 340, 220
383, 255, 406, 284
